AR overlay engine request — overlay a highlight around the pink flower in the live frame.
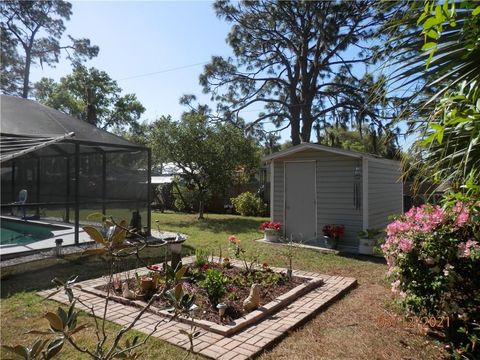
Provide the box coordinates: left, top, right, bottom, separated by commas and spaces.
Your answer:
453, 202, 469, 227
391, 279, 401, 294
228, 235, 239, 244
398, 237, 414, 253
424, 257, 435, 265
458, 239, 480, 258
147, 265, 160, 271
386, 264, 397, 276
386, 220, 411, 236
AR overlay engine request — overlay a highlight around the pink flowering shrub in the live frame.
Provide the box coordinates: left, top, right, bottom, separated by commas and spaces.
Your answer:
382, 197, 480, 356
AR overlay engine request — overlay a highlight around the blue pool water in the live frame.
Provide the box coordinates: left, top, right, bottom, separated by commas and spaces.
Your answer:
0, 218, 61, 246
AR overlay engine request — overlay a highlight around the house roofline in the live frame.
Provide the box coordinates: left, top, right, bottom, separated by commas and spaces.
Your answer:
263, 143, 400, 165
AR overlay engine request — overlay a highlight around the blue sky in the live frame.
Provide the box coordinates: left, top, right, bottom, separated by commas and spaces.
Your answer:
28, 1, 411, 147
30, 1, 233, 122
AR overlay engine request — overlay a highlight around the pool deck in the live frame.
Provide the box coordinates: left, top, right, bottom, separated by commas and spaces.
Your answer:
0, 227, 180, 267
0, 216, 92, 258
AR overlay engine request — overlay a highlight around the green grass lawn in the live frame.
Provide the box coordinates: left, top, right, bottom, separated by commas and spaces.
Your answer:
0, 212, 446, 359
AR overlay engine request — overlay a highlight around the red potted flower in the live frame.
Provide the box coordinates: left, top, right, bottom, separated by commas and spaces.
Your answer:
322, 224, 345, 249
260, 221, 282, 242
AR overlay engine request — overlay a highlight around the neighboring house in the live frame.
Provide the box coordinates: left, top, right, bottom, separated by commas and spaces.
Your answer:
263, 143, 403, 253
151, 162, 186, 185
150, 163, 186, 211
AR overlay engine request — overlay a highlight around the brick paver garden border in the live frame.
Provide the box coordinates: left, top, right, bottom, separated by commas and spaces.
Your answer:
38, 257, 356, 359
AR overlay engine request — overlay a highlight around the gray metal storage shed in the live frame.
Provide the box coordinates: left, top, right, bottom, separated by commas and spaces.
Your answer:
264, 143, 403, 252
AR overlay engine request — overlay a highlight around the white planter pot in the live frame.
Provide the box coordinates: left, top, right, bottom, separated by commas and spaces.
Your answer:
264, 229, 280, 242
358, 238, 376, 255
323, 236, 338, 249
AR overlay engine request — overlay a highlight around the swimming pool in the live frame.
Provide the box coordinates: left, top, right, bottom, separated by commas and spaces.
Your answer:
0, 218, 71, 246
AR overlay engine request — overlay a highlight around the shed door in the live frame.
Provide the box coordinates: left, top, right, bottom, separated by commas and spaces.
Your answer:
285, 161, 316, 242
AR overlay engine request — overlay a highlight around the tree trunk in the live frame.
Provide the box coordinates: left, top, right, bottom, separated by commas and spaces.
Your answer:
300, 114, 314, 143
198, 196, 205, 220
300, 97, 314, 143
290, 106, 302, 145
86, 88, 97, 125
314, 119, 321, 143
172, 181, 189, 211
291, 122, 300, 146
22, 49, 31, 98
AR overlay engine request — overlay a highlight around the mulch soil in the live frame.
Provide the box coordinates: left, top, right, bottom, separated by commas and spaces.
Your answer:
100, 263, 308, 325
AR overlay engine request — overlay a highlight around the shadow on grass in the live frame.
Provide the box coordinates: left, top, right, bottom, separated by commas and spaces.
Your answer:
166, 216, 264, 235
337, 251, 387, 265
1, 245, 198, 299
260, 278, 359, 354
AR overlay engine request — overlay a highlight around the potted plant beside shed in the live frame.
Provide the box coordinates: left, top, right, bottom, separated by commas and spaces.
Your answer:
357, 228, 381, 255
260, 221, 282, 242
322, 224, 345, 249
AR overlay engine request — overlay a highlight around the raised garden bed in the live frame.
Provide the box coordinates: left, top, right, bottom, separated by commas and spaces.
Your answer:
86, 257, 324, 335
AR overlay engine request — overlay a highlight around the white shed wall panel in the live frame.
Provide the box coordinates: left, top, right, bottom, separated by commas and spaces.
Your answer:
272, 161, 284, 224
368, 159, 403, 230
271, 150, 363, 250
316, 153, 362, 249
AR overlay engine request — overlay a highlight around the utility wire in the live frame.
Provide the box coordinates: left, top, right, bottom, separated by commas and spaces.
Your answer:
116, 61, 208, 81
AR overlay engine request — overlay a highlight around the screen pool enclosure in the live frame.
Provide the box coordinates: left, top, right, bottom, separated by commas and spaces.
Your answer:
0, 95, 151, 245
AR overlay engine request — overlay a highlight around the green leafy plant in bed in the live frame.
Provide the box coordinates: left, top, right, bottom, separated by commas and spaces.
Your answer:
194, 248, 209, 267
199, 268, 229, 307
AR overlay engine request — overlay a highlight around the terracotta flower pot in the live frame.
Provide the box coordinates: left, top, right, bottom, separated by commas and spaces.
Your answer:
140, 278, 154, 292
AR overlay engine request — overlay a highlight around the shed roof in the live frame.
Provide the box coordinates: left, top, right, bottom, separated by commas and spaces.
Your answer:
0, 95, 145, 149
263, 143, 400, 165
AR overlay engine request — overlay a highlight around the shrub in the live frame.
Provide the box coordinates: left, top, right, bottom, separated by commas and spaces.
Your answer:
227, 235, 257, 272
195, 249, 209, 267
172, 181, 200, 212
381, 195, 480, 357
199, 269, 228, 306
231, 191, 266, 216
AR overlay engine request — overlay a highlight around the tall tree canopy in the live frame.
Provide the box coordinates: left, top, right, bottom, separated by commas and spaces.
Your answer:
150, 113, 260, 219
0, 23, 24, 95
0, 0, 98, 98
316, 125, 400, 158
198, 0, 393, 145
35, 65, 145, 130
